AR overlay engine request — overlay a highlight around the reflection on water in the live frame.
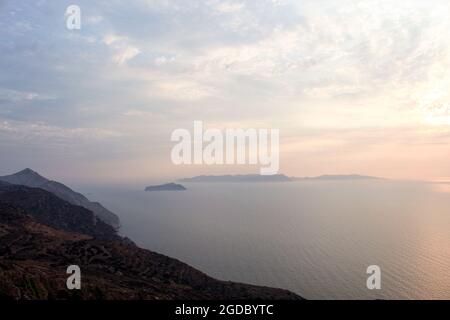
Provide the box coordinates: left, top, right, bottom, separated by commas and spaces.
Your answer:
83, 180, 450, 299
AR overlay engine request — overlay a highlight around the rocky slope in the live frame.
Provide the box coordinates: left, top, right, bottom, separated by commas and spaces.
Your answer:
0, 185, 122, 242
0, 184, 301, 300
0, 169, 120, 228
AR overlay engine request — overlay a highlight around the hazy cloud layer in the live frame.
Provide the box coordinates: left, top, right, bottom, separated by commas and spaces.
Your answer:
1, 0, 450, 183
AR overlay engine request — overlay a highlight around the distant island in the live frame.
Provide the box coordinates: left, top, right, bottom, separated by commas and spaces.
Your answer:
179, 174, 291, 183
179, 174, 380, 183
292, 174, 380, 181
145, 182, 186, 191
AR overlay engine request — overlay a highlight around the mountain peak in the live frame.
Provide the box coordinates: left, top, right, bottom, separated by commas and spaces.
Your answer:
0, 168, 48, 186
0, 168, 121, 228
17, 168, 43, 177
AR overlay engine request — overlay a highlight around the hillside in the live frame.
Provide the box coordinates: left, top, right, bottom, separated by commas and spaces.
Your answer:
0, 169, 120, 228
0, 185, 301, 300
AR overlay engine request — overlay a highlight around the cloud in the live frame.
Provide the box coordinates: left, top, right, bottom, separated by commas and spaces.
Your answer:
0, 119, 123, 141
102, 34, 141, 65
0, 88, 55, 102
1, 0, 450, 180
103, 34, 125, 46
113, 45, 141, 65
214, 2, 245, 14
151, 80, 217, 101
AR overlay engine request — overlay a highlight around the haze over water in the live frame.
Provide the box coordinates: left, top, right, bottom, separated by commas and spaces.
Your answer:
84, 180, 450, 299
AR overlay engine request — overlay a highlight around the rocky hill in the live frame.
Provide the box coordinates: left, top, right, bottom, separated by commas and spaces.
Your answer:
0, 184, 301, 300
0, 169, 120, 228
0, 185, 121, 242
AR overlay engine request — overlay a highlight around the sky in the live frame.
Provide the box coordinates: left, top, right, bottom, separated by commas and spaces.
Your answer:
1, 0, 450, 184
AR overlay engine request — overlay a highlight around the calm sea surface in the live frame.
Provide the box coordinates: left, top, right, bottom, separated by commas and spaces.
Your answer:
82, 180, 450, 299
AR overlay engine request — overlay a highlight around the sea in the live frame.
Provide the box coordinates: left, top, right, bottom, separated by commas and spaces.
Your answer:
80, 179, 450, 299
